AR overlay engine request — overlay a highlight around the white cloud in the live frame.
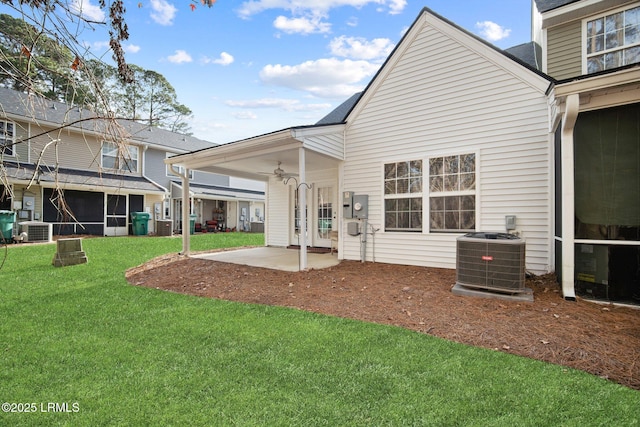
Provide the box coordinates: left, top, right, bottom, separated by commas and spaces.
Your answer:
237, 0, 407, 19
232, 111, 258, 120
203, 52, 235, 65
150, 0, 177, 26
124, 44, 141, 54
71, 0, 105, 22
329, 36, 394, 60
259, 58, 378, 98
274, 15, 331, 35
475, 21, 511, 42
226, 98, 331, 112
167, 50, 192, 64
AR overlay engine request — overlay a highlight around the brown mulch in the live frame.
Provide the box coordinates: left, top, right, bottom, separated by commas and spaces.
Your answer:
126, 252, 640, 390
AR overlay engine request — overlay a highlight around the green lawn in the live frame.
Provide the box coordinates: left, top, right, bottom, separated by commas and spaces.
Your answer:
0, 233, 638, 426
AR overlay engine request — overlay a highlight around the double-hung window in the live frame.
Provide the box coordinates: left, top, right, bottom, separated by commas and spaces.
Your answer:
102, 142, 138, 172
384, 160, 423, 232
585, 5, 640, 73
0, 120, 15, 156
429, 153, 476, 232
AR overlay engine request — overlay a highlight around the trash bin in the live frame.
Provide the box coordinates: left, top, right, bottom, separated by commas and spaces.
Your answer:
130, 212, 150, 236
189, 214, 197, 235
0, 210, 15, 243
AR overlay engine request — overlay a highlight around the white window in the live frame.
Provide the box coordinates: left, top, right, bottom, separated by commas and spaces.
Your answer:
384, 160, 423, 232
101, 142, 138, 172
585, 5, 640, 73
166, 154, 194, 179
428, 153, 476, 232
1, 120, 15, 156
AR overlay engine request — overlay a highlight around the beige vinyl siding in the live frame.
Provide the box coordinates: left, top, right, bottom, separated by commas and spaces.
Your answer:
12, 121, 29, 161
547, 20, 582, 79
29, 125, 102, 171
342, 19, 552, 275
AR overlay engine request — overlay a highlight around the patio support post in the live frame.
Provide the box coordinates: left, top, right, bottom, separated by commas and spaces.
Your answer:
171, 164, 191, 256
561, 93, 579, 300
298, 147, 308, 271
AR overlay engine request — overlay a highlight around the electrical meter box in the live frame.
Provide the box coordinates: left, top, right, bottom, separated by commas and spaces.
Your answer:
353, 195, 368, 219
343, 192, 369, 219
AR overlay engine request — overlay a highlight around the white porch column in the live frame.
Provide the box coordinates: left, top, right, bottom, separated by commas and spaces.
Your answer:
298, 147, 308, 271
561, 94, 580, 300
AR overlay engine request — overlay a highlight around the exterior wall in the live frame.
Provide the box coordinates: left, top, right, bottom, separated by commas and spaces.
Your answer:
12, 120, 30, 162
342, 17, 552, 275
28, 124, 104, 172
144, 147, 171, 186
546, 20, 582, 79
266, 177, 289, 247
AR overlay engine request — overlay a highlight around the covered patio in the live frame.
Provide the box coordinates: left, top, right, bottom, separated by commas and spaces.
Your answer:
192, 247, 340, 272
165, 125, 345, 271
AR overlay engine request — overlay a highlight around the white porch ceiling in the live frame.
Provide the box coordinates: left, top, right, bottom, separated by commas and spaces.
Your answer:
166, 127, 344, 181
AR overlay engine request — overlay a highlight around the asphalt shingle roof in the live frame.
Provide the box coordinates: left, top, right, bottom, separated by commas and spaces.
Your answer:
534, 0, 582, 13
0, 86, 215, 153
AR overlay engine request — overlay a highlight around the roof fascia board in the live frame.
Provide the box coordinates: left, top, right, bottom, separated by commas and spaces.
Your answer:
291, 123, 345, 138
542, 0, 637, 28
554, 67, 640, 96
166, 129, 300, 168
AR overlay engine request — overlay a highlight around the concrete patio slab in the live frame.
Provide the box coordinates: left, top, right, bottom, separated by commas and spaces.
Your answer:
191, 247, 340, 272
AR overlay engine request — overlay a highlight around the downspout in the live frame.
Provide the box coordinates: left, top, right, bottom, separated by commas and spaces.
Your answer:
170, 164, 191, 256
561, 94, 579, 300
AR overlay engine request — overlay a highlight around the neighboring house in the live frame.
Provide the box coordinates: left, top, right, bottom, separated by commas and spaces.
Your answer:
167, 2, 640, 305
0, 87, 264, 238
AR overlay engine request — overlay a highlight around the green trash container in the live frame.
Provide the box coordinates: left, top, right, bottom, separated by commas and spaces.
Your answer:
0, 210, 15, 243
189, 214, 197, 235
130, 212, 150, 236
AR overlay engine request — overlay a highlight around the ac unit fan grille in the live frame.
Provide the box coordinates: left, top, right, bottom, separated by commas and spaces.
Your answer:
21, 222, 53, 243
456, 237, 525, 293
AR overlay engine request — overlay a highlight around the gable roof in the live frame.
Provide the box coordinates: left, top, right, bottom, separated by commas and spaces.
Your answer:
0, 87, 214, 153
534, 0, 582, 13
323, 7, 554, 126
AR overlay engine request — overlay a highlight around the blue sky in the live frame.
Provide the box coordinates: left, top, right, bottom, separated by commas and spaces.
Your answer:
4, 0, 535, 143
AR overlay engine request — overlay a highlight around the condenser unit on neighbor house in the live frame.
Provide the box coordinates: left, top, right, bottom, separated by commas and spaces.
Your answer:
19, 221, 53, 243
455, 232, 526, 293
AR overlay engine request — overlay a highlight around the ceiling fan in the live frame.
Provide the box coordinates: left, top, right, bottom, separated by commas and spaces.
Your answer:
258, 161, 297, 180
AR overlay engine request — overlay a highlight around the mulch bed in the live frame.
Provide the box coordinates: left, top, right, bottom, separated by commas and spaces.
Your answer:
127, 254, 640, 390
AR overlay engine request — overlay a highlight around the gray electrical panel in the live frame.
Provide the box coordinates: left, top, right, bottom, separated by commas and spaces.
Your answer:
343, 191, 354, 219
347, 222, 360, 236
343, 192, 369, 219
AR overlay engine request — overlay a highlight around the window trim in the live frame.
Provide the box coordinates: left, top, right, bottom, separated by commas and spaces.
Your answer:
582, 4, 640, 74
101, 141, 139, 173
427, 152, 477, 234
382, 159, 424, 233
0, 120, 16, 157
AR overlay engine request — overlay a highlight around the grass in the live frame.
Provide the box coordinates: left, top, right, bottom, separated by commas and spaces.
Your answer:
0, 233, 638, 426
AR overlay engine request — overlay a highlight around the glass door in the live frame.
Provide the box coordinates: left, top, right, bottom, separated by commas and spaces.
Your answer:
314, 184, 335, 248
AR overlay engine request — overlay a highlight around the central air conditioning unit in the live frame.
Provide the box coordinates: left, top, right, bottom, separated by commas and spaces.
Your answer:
456, 232, 526, 293
19, 221, 53, 243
